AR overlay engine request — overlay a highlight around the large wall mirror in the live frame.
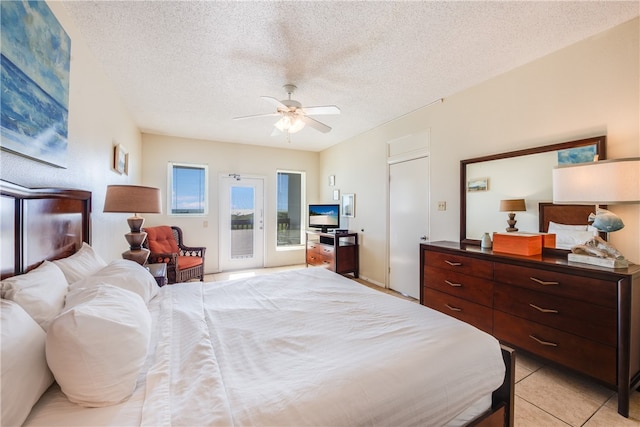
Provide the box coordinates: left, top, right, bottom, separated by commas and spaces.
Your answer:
460, 136, 606, 246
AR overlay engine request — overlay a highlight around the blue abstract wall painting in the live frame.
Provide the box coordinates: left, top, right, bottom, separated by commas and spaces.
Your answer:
557, 144, 597, 165
1, 1, 71, 168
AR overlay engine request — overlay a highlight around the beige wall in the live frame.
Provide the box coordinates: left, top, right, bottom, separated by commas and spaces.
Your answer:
141, 133, 319, 273
3, 5, 637, 280
0, 1, 143, 262
321, 18, 640, 285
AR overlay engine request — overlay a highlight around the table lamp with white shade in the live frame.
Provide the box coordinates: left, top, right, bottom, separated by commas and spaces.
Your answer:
552, 157, 640, 267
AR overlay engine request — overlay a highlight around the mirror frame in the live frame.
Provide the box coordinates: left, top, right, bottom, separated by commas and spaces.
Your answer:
460, 136, 606, 245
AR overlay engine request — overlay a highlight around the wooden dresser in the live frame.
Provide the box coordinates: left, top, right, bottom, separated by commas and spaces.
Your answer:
420, 241, 640, 417
306, 231, 359, 277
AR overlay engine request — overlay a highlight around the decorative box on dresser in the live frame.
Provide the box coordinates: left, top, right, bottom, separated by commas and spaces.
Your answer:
420, 241, 640, 418
306, 231, 359, 277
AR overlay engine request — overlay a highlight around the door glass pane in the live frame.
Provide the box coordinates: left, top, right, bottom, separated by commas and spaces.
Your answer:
230, 186, 254, 259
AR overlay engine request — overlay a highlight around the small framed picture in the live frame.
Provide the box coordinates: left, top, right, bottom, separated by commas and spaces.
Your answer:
113, 144, 127, 174
467, 177, 489, 192
342, 193, 355, 218
333, 189, 340, 201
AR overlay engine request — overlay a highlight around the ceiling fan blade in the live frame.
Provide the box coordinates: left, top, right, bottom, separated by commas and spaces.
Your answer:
300, 115, 332, 133
233, 112, 280, 120
261, 96, 289, 111
270, 127, 282, 137
301, 105, 341, 116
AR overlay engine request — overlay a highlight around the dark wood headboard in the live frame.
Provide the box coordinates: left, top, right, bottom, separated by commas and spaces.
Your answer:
1, 180, 91, 279
538, 202, 597, 232
538, 202, 607, 241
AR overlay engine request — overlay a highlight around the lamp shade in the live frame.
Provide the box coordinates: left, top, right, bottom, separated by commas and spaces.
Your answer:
104, 185, 162, 214
552, 158, 640, 204
499, 199, 526, 212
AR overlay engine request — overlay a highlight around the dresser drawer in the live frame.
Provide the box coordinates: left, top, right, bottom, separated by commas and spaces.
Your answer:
424, 266, 493, 307
422, 288, 492, 334
494, 283, 616, 346
425, 251, 493, 280
494, 311, 615, 384
306, 249, 334, 270
307, 242, 334, 256
494, 263, 616, 308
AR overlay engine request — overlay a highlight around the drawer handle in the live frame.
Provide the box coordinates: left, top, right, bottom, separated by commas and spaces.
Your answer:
445, 260, 463, 267
529, 277, 560, 286
445, 280, 462, 287
445, 303, 462, 312
529, 334, 558, 347
529, 304, 559, 314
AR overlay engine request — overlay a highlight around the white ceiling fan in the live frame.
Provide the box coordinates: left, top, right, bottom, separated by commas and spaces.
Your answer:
234, 84, 340, 135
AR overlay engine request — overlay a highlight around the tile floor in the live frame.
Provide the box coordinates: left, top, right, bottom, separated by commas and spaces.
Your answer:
204, 265, 640, 426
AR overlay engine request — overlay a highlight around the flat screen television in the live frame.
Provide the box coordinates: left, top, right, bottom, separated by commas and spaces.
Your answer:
308, 203, 340, 233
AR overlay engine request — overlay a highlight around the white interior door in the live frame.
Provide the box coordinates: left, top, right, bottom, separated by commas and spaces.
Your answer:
219, 175, 264, 271
389, 156, 429, 298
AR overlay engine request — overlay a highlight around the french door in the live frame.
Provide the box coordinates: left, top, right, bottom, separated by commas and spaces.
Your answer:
219, 175, 264, 271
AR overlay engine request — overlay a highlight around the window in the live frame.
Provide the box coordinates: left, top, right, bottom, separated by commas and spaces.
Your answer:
276, 170, 304, 247
168, 162, 208, 215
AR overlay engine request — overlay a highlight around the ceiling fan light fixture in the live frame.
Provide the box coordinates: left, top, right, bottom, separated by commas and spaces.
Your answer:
288, 117, 305, 133
274, 114, 305, 134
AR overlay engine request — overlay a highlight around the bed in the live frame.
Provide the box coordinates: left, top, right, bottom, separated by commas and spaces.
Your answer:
1, 180, 514, 427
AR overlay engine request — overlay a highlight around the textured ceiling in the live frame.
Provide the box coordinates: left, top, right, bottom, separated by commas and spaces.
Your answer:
61, 1, 639, 152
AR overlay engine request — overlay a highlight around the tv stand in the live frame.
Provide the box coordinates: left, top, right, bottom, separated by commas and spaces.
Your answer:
306, 231, 358, 277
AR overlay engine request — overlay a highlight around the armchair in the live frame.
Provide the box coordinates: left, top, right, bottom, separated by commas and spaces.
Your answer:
144, 226, 206, 284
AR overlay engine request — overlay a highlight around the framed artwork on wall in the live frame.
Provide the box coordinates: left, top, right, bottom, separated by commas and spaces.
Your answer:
342, 193, 355, 218
467, 177, 489, 192
113, 144, 127, 174
0, 1, 71, 168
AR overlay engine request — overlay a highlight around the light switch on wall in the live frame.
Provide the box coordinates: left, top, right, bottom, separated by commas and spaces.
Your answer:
437, 201, 446, 211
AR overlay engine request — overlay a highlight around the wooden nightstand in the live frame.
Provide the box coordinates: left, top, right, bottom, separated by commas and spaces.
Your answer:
146, 263, 168, 287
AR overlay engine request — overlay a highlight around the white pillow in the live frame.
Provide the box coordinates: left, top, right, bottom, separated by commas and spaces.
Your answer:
46, 284, 151, 407
69, 259, 158, 303
0, 261, 68, 331
53, 243, 107, 284
548, 221, 588, 231
554, 229, 599, 250
1, 300, 54, 427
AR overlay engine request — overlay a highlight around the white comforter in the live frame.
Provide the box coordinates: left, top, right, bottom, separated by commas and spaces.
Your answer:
27, 267, 505, 426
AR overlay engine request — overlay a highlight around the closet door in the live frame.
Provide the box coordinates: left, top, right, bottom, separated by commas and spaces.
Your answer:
389, 156, 429, 299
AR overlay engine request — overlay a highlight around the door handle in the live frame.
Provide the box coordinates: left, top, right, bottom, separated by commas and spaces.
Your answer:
420, 235, 427, 241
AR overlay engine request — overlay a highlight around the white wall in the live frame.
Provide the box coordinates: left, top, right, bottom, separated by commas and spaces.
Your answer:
321, 17, 640, 286
141, 133, 319, 273
0, 1, 142, 262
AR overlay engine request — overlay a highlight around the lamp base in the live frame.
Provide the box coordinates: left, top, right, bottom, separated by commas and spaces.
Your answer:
122, 248, 150, 265
505, 213, 518, 232
123, 215, 148, 265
